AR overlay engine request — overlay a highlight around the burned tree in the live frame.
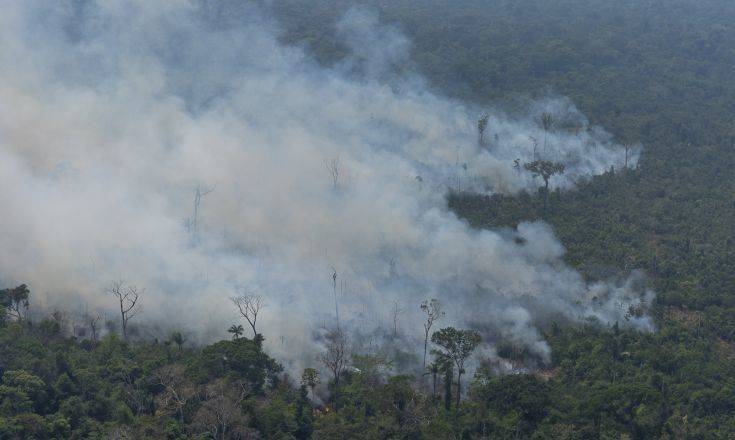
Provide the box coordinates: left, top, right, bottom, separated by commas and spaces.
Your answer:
477, 113, 489, 147
107, 281, 142, 340
89, 314, 101, 341
185, 185, 215, 244
331, 268, 341, 329
624, 143, 634, 169
420, 298, 444, 369
231, 292, 265, 338
319, 327, 349, 411
431, 327, 481, 409
541, 112, 554, 156
529, 136, 539, 161
391, 300, 403, 338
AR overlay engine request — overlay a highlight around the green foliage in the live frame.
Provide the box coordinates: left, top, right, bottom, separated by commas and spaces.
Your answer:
5, 0, 735, 437
187, 338, 282, 390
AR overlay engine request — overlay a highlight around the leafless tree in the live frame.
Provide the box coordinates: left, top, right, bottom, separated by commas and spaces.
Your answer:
89, 314, 101, 341
119, 359, 147, 416
325, 156, 340, 189
391, 300, 403, 338
51, 309, 69, 335
624, 143, 632, 169
477, 113, 489, 147
153, 364, 196, 422
192, 379, 254, 440
420, 299, 444, 369
231, 292, 265, 338
185, 184, 215, 243
107, 426, 133, 440
331, 268, 340, 328
529, 136, 538, 161
541, 112, 554, 156
107, 281, 142, 340
319, 327, 349, 411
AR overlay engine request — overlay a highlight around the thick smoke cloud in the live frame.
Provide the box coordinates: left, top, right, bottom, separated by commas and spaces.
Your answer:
0, 1, 650, 373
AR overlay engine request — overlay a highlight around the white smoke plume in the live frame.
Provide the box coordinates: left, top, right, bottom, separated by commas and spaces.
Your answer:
0, 1, 651, 373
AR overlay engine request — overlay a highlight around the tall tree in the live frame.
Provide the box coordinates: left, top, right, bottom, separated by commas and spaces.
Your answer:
330, 268, 340, 329
107, 281, 142, 340
442, 361, 453, 411
420, 299, 444, 369
477, 113, 490, 147
431, 327, 482, 409
391, 300, 403, 338
541, 112, 553, 156
319, 327, 348, 412
169, 331, 185, 351
185, 184, 215, 244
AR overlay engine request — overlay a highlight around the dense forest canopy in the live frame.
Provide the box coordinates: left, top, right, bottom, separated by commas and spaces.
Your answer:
2, 0, 735, 438
271, 0, 735, 310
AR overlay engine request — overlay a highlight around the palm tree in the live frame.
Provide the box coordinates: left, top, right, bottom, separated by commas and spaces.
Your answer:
228, 324, 244, 340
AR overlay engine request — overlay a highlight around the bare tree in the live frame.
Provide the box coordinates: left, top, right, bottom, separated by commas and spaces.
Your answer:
119, 359, 147, 415
391, 300, 403, 338
89, 314, 101, 341
51, 309, 69, 335
325, 156, 340, 189
192, 379, 254, 440
185, 184, 215, 243
231, 292, 265, 338
529, 136, 539, 161
541, 112, 554, 156
624, 143, 633, 169
319, 327, 349, 411
331, 268, 340, 328
477, 113, 490, 147
420, 299, 444, 369
107, 281, 142, 340
153, 364, 196, 423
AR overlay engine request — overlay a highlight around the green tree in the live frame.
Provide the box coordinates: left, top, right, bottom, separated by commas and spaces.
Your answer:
523, 159, 565, 215
301, 367, 320, 399
431, 327, 481, 409
169, 331, 185, 351
0, 285, 29, 323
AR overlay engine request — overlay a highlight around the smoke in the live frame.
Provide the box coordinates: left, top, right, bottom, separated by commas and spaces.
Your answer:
0, 1, 651, 374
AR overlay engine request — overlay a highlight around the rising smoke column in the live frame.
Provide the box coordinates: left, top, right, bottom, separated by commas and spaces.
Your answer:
0, 1, 651, 371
